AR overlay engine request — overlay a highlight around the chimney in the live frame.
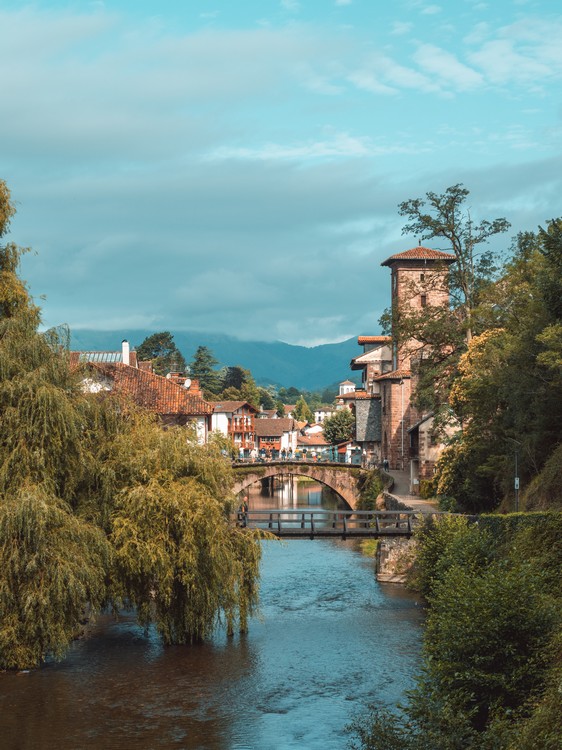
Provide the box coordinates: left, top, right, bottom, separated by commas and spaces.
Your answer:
122, 340, 130, 366
188, 378, 202, 396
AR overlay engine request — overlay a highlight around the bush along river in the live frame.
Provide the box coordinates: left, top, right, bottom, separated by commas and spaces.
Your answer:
0, 479, 424, 750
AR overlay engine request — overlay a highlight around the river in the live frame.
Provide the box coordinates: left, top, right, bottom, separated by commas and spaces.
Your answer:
0, 479, 423, 750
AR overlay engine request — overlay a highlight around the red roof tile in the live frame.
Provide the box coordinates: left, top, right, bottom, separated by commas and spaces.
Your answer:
357, 335, 392, 345
373, 369, 411, 381
211, 401, 258, 414
381, 246, 456, 266
254, 418, 296, 437
298, 433, 329, 447
87, 362, 213, 415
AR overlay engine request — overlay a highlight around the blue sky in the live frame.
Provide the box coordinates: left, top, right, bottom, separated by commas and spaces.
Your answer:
2, 0, 561, 345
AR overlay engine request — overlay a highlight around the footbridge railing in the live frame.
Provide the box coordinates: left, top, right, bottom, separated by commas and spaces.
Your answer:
237, 509, 421, 539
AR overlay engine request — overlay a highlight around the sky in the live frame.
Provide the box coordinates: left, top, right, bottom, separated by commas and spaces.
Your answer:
2, 0, 561, 346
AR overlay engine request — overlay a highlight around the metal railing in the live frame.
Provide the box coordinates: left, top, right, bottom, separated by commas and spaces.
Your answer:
236, 509, 422, 538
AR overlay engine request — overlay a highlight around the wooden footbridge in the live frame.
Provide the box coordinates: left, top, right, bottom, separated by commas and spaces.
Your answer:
238, 509, 420, 539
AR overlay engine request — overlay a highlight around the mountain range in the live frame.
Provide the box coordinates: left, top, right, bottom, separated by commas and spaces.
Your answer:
69, 329, 362, 392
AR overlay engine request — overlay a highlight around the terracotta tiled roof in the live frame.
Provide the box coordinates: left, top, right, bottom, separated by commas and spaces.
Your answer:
337, 391, 358, 400
373, 369, 411, 381
381, 246, 456, 266
87, 362, 213, 415
354, 391, 378, 399
357, 335, 392, 345
254, 418, 296, 437
298, 433, 329, 447
212, 401, 258, 414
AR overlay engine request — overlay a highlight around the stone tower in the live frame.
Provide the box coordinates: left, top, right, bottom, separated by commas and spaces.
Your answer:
381, 246, 456, 370
377, 246, 456, 470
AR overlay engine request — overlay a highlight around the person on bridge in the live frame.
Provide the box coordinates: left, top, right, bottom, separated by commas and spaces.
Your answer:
238, 496, 249, 528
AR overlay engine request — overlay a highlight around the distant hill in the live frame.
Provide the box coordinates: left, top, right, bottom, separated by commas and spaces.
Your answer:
69, 329, 362, 391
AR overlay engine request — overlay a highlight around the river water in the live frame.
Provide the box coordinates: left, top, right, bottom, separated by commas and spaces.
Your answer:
0, 480, 423, 750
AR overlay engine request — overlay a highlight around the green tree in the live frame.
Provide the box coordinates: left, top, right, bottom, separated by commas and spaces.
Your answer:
190, 345, 221, 395
136, 331, 186, 375
278, 386, 301, 403
257, 387, 276, 411
102, 414, 261, 642
322, 409, 355, 444
383, 185, 510, 419
293, 395, 313, 423
433, 221, 562, 511
350, 514, 562, 750
0, 180, 263, 668
398, 184, 510, 344
217, 366, 262, 409
0, 181, 111, 668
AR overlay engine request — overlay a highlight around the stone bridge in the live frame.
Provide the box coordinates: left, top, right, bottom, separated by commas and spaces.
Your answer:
232, 461, 364, 509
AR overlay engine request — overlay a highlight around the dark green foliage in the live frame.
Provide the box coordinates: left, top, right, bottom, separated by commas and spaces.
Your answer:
349, 513, 562, 750
322, 409, 355, 444
0, 486, 110, 668
189, 345, 221, 394
293, 394, 313, 423
136, 331, 186, 375
0, 180, 262, 669
356, 470, 383, 510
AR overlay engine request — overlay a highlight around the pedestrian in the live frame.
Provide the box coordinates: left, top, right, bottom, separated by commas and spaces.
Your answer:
281, 447, 286, 461
238, 495, 249, 527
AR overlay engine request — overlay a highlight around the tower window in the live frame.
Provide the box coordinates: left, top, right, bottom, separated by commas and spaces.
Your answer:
420, 273, 425, 281
420, 294, 427, 307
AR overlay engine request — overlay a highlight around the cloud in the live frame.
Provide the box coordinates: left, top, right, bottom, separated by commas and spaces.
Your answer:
468, 19, 562, 89
421, 5, 442, 15
413, 44, 484, 90
391, 21, 413, 36
349, 53, 439, 95
3, 3, 562, 348
203, 131, 425, 162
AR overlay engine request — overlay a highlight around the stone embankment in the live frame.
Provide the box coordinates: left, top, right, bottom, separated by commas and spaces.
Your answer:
376, 470, 438, 583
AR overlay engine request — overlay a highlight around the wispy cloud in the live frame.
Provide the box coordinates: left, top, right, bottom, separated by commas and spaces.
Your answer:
203, 132, 421, 162
414, 44, 483, 90
391, 21, 413, 36
421, 5, 442, 15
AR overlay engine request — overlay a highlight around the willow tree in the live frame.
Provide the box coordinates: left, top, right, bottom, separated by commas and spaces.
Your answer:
100, 413, 262, 641
0, 179, 262, 667
0, 180, 110, 668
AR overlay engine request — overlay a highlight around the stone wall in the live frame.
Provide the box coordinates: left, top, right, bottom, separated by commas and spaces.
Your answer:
355, 397, 381, 442
376, 537, 417, 583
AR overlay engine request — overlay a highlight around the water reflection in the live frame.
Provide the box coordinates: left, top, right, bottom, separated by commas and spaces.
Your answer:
0, 479, 423, 750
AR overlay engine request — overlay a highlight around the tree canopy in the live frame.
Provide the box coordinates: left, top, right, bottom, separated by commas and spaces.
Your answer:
322, 409, 355, 444
0, 180, 262, 669
136, 331, 186, 375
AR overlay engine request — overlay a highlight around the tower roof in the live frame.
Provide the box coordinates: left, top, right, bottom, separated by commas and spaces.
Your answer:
381, 245, 456, 267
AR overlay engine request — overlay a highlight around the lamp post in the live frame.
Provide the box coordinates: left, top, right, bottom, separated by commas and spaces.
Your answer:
506, 437, 521, 512
400, 377, 405, 471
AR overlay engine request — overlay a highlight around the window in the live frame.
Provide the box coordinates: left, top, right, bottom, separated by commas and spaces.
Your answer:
420, 273, 425, 281
420, 294, 427, 308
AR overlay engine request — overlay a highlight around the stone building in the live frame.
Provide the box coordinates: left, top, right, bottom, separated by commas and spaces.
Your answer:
350, 245, 456, 488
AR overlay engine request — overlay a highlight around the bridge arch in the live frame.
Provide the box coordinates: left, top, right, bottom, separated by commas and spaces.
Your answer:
232, 461, 364, 510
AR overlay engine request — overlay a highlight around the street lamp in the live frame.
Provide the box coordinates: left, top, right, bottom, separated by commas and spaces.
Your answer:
505, 437, 521, 512
400, 378, 405, 471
